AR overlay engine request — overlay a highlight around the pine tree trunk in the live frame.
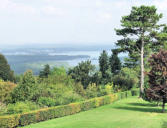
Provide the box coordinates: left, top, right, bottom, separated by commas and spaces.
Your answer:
140, 36, 144, 97
162, 99, 166, 113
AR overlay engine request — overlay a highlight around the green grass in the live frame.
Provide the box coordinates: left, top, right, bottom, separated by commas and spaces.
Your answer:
22, 97, 167, 128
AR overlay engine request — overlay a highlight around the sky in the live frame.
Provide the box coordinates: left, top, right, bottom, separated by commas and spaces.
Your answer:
0, 0, 167, 46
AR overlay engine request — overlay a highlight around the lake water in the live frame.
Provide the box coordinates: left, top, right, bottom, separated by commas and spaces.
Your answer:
1, 45, 127, 74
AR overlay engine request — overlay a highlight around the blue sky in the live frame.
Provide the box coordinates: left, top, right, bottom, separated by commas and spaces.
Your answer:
0, 0, 167, 46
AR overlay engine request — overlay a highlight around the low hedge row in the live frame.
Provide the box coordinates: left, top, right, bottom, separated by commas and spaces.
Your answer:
0, 89, 139, 128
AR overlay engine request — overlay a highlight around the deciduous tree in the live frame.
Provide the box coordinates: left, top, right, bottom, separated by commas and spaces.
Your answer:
11, 70, 36, 103
146, 50, 167, 113
68, 60, 95, 89
0, 54, 15, 81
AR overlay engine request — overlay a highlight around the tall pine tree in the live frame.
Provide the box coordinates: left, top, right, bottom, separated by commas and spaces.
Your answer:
115, 5, 165, 96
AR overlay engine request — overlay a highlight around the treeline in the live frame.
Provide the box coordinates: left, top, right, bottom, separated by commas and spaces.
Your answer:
0, 47, 137, 116
68, 49, 136, 91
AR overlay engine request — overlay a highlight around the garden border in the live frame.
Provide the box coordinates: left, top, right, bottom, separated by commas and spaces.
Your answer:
0, 89, 139, 128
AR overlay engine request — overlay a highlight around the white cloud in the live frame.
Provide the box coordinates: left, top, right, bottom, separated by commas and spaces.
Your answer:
0, 0, 167, 45
96, 12, 112, 23
0, 0, 37, 15
42, 6, 66, 16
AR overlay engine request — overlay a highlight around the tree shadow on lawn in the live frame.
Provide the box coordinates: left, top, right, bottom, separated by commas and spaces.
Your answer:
127, 103, 157, 107
161, 121, 167, 128
114, 106, 162, 113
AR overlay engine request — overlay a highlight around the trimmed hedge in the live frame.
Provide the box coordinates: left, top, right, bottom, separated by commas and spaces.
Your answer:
0, 89, 139, 128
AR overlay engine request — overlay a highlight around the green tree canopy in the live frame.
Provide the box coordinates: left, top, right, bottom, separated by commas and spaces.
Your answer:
115, 5, 165, 95
146, 50, 167, 113
0, 54, 15, 81
11, 70, 36, 103
39, 64, 51, 78
68, 60, 95, 89
99, 50, 109, 79
109, 49, 121, 75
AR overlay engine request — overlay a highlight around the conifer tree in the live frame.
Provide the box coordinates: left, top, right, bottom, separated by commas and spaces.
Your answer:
99, 50, 109, 79
39, 64, 50, 78
109, 49, 121, 75
115, 5, 164, 96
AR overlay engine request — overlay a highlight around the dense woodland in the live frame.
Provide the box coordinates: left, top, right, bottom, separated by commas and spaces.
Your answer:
1, 5, 167, 119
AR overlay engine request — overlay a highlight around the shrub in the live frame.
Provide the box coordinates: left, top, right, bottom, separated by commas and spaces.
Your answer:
73, 82, 86, 97
86, 84, 98, 98
80, 99, 96, 111
0, 115, 20, 128
7, 102, 30, 114
0, 102, 6, 116
131, 89, 139, 96
126, 91, 132, 97
112, 75, 135, 91
19, 111, 37, 126
38, 97, 56, 107
69, 103, 81, 114
120, 92, 126, 99
120, 67, 139, 88
10, 70, 37, 103
0, 81, 16, 103
0, 90, 138, 128
7, 101, 39, 114
105, 83, 114, 94
61, 91, 84, 104
97, 86, 108, 97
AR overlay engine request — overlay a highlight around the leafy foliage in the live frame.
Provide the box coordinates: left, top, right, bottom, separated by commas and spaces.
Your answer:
39, 64, 50, 78
68, 60, 95, 89
146, 50, 167, 112
0, 54, 15, 81
0, 90, 137, 128
7, 101, 39, 114
109, 49, 121, 74
115, 5, 165, 95
10, 70, 37, 103
99, 50, 109, 79
0, 80, 16, 103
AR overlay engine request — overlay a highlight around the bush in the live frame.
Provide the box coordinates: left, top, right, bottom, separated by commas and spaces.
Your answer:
86, 84, 98, 98
10, 70, 37, 103
61, 91, 84, 105
120, 67, 139, 88
38, 97, 56, 107
112, 75, 135, 91
19, 111, 37, 126
7, 102, 39, 114
0, 81, 16, 103
0, 115, 20, 128
0, 90, 138, 128
131, 89, 139, 96
73, 82, 86, 97
80, 99, 96, 111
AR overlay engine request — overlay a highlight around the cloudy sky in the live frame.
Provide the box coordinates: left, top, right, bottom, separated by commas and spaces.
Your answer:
0, 0, 167, 46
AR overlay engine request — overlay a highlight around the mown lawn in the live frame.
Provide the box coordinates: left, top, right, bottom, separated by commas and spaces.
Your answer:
22, 97, 167, 128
